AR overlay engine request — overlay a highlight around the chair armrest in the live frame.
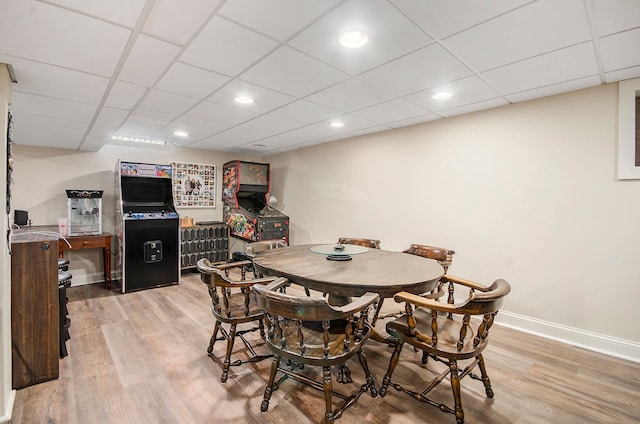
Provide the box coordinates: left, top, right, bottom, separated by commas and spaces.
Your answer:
332, 292, 380, 314
393, 291, 468, 312
444, 274, 490, 292
216, 260, 253, 270
221, 276, 278, 288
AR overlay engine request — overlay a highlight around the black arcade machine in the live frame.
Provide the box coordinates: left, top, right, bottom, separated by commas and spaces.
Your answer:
222, 160, 289, 244
115, 160, 180, 293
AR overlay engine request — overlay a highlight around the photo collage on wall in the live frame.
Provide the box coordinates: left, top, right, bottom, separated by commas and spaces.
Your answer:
171, 162, 216, 207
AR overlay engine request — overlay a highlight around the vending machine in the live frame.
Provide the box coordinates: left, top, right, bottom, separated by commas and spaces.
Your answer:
115, 160, 180, 293
222, 160, 289, 243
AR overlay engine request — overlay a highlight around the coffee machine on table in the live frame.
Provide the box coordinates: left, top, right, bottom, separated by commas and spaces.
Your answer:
222, 160, 289, 243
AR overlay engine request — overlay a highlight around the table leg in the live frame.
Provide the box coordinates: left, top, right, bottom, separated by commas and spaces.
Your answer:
103, 246, 111, 289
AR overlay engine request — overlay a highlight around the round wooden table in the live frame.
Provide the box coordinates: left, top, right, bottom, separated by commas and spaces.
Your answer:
253, 244, 444, 299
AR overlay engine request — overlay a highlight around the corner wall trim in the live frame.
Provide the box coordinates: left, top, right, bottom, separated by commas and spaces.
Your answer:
0, 389, 16, 423
496, 311, 640, 364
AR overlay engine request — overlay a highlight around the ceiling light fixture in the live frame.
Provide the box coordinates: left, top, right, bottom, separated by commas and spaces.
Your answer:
330, 122, 344, 128
174, 130, 188, 137
234, 96, 255, 104
110, 135, 166, 146
432, 91, 453, 100
339, 31, 369, 48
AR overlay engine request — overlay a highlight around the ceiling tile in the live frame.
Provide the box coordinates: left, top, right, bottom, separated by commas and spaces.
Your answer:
505, 75, 602, 104
207, 80, 296, 113
267, 100, 342, 125
389, 0, 532, 39
11, 113, 88, 150
126, 108, 177, 127
359, 44, 472, 96
405, 76, 500, 112
444, 0, 591, 71
143, 0, 222, 45
0, 0, 130, 77
139, 89, 200, 115
483, 42, 600, 95
181, 16, 278, 76
219, 0, 341, 41
0, 55, 109, 104
156, 62, 230, 99
305, 78, 396, 112
185, 100, 258, 126
82, 107, 131, 149
104, 80, 148, 109
599, 28, 640, 73
45, 0, 147, 28
289, 0, 432, 75
154, 116, 230, 145
190, 126, 266, 150
351, 99, 430, 124
11, 92, 97, 123
118, 34, 181, 86
91, 107, 129, 132
591, 0, 640, 37
240, 46, 349, 97
116, 122, 164, 138
239, 114, 304, 137
439, 97, 508, 118
605, 65, 640, 83
386, 113, 440, 129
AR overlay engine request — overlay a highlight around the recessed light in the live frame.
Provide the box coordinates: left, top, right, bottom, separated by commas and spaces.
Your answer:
432, 91, 453, 100
174, 130, 188, 137
339, 31, 368, 48
330, 122, 344, 128
234, 96, 255, 104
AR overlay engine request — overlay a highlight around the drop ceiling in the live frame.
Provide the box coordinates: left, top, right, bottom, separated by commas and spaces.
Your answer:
1, 0, 639, 156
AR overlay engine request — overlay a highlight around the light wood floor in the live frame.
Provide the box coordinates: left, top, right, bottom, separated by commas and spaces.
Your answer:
10, 272, 640, 424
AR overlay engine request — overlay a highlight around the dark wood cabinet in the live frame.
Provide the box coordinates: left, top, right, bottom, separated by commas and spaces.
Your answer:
11, 234, 59, 389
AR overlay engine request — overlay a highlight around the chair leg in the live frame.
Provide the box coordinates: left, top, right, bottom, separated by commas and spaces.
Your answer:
356, 348, 378, 397
261, 355, 281, 412
207, 320, 221, 354
221, 324, 237, 383
476, 354, 494, 398
322, 366, 334, 424
448, 360, 464, 424
380, 341, 404, 397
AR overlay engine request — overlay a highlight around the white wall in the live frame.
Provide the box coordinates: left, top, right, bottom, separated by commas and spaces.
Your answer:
10, 143, 255, 284
269, 83, 640, 361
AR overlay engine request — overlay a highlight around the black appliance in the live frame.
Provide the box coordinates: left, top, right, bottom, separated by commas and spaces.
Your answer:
115, 161, 179, 292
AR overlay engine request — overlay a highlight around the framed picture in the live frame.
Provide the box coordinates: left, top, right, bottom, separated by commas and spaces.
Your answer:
617, 78, 640, 179
171, 162, 216, 207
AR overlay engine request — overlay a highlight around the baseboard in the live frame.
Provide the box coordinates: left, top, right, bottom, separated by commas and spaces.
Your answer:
0, 389, 16, 423
496, 310, 640, 363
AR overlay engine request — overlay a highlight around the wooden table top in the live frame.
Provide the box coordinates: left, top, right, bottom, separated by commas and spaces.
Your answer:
253, 244, 444, 298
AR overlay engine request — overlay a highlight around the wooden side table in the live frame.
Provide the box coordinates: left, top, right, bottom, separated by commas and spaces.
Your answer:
59, 233, 112, 288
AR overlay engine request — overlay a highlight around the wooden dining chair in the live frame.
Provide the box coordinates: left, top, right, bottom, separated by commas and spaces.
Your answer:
337, 237, 381, 249
254, 278, 380, 424
371, 243, 455, 328
196, 258, 278, 383
404, 243, 455, 300
379, 275, 511, 424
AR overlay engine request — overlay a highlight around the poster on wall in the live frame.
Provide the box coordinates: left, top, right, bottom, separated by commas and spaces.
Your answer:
171, 162, 216, 207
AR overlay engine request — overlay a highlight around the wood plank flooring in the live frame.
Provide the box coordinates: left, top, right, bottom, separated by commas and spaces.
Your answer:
10, 273, 640, 424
